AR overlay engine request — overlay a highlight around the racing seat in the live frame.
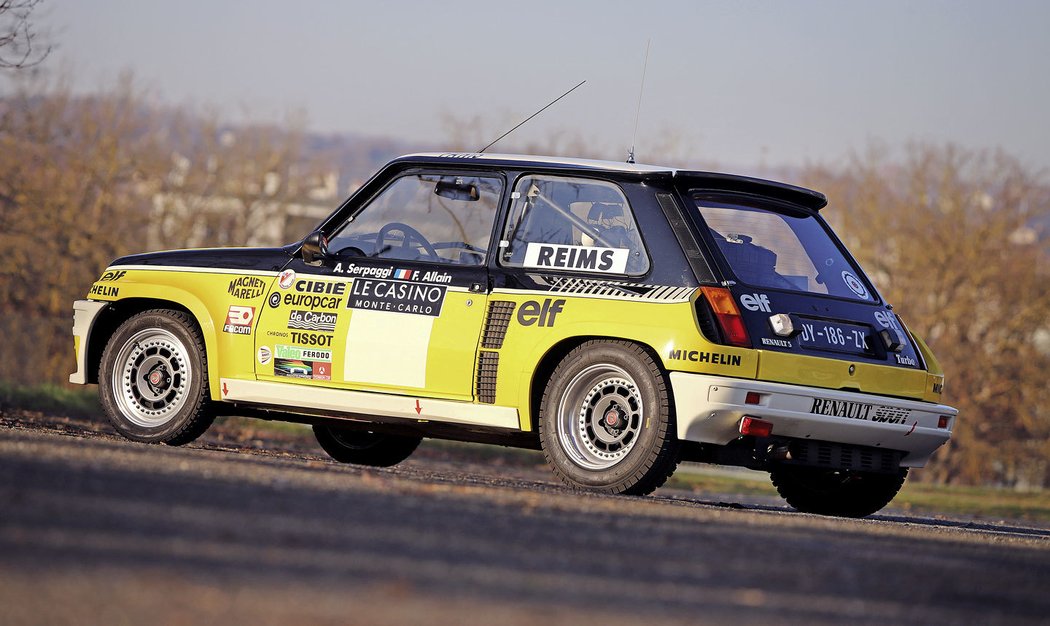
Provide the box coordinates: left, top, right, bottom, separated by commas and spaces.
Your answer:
507, 201, 575, 263
584, 201, 632, 249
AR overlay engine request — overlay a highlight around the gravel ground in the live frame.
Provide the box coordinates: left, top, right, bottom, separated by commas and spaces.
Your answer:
1, 411, 1048, 625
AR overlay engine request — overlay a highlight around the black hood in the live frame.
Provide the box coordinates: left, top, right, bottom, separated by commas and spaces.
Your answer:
112, 246, 293, 273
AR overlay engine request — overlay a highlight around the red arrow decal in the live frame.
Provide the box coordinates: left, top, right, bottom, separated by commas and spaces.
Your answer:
415, 399, 422, 415
222, 382, 229, 396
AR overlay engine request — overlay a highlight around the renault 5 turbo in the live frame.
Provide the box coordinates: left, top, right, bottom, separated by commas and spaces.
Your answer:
70, 152, 957, 517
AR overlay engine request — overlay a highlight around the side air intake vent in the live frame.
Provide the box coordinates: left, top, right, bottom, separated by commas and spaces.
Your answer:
476, 352, 499, 404
482, 301, 516, 349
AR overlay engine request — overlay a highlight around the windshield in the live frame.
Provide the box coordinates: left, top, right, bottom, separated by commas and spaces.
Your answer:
693, 195, 875, 302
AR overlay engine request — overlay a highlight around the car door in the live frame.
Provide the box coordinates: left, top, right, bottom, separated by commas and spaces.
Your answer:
254, 170, 503, 401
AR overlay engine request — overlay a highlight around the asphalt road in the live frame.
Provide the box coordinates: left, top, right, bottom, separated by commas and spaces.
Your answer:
1, 412, 1048, 626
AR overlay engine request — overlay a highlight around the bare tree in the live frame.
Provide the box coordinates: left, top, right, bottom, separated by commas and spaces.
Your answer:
0, 0, 50, 69
803, 144, 1050, 488
150, 109, 320, 250
0, 73, 322, 386
0, 73, 163, 383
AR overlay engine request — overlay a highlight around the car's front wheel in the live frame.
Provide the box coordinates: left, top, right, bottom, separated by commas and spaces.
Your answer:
98, 309, 214, 445
539, 340, 680, 495
313, 425, 422, 467
770, 466, 908, 517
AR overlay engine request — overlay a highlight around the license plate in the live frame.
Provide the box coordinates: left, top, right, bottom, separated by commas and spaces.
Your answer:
798, 318, 872, 356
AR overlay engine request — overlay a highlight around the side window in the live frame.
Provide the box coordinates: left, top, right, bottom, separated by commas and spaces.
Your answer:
328, 173, 502, 266
499, 175, 649, 275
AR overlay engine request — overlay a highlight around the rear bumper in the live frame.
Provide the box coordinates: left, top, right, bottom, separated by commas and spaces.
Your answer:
670, 372, 957, 467
69, 299, 108, 385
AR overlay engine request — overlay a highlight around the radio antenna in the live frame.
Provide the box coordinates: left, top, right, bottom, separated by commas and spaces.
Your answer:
627, 39, 651, 164
477, 80, 586, 153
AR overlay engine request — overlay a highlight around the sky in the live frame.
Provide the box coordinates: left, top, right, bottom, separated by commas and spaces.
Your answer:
27, 0, 1050, 172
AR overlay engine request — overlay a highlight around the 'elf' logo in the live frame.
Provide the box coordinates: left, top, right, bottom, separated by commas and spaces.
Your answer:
516, 299, 566, 327
739, 293, 771, 312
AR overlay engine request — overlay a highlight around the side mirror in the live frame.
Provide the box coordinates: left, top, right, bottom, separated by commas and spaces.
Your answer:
301, 231, 329, 266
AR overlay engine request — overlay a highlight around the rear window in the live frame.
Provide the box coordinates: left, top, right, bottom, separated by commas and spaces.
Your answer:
693, 195, 875, 302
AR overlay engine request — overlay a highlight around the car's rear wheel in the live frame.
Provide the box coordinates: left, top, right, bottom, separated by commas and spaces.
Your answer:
313, 425, 422, 467
99, 309, 214, 445
770, 466, 908, 518
539, 340, 680, 495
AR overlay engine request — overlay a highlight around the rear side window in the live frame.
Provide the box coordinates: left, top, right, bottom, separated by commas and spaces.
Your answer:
694, 196, 875, 302
499, 175, 649, 275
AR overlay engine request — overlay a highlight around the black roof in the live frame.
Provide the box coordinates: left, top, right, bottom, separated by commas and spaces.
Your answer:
393, 153, 828, 211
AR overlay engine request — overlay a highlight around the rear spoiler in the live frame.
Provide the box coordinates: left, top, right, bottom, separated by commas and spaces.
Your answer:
675, 171, 828, 211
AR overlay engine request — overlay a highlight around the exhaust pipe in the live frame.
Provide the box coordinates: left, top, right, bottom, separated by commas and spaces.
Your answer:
768, 443, 793, 461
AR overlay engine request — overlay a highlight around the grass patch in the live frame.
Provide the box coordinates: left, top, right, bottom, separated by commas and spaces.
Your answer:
418, 438, 545, 466
894, 481, 1050, 523
667, 466, 779, 497
213, 415, 313, 437
668, 464, 1050, 523
0, 381, 101, 418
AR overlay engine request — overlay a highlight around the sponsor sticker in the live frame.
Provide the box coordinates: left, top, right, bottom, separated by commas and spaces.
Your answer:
275, 344, 332, 361
228, 276, 266, 299
257, 345, 272, 365
99, 270, 126, 282
740, 293, 772, 313
278, 269, 296, 289
274, 344, 332, 381
223, 305, 255, 335
841, 271, 870, 299
281, 293, 342, 310
516, 299, 565, 327
346, 278, 447, 317
289, 331, 333, 347
667, 349, 742, 366
312, 361, 332, 380
873, 310, 902, 332
288, 310, 337, 332
273, 279, 346, 310
274, 358, 312, 379
89, 284, 119, 298
523, 243, 630, 274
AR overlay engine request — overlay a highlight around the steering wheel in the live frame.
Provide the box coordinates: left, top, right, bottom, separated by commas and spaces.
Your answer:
375, 222, 440, 260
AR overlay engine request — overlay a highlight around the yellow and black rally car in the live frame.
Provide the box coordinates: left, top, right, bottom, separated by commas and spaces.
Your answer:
71, 153, 957, 517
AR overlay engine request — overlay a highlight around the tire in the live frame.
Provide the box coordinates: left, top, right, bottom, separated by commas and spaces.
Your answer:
98, 309, 214, 445
313, 425, 421, 467
538, 340, 680, 495
770, 466, 908, 518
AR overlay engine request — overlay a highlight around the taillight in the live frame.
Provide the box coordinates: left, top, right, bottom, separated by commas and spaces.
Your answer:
739, 416, 773, 437
699, 286, 751, 348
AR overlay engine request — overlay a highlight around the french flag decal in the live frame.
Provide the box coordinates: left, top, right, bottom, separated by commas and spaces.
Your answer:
394, 269, 413, 280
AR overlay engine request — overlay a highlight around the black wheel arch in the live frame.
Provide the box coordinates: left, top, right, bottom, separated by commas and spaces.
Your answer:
84, 298, 199, 384
528, 335, 675, 434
